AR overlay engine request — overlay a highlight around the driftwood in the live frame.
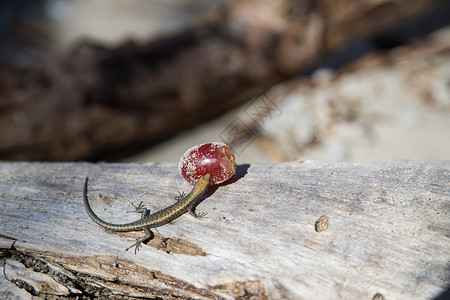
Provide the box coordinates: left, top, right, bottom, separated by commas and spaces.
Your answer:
0, 161, 448, 299
0, 0, 445, 161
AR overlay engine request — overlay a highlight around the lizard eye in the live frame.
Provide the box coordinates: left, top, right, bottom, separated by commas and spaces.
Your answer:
179, 142, 236, 185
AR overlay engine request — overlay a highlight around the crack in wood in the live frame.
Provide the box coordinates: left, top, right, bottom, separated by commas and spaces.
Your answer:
1, 248, 222, 299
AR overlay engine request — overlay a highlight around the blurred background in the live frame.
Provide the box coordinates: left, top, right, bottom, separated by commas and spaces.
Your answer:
0, 0, 449, 163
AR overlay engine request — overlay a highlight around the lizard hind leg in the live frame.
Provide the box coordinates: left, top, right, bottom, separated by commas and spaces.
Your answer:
174, 191, 187, 201
125, 227, 154, 254
129, 201, 150, 219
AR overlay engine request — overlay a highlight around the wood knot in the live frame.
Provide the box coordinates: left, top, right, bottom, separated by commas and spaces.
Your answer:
372, 292, 386, 300
315, 215, 330, 232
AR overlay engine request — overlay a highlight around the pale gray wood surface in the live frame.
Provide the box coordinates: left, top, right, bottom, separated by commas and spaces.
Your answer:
0, 161, 448, 299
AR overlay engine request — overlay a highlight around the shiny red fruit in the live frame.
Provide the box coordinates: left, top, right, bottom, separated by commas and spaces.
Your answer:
179, 142, 236, 185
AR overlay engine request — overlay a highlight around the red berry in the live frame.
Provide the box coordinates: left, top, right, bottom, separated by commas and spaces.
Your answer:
179, 142, 236, 185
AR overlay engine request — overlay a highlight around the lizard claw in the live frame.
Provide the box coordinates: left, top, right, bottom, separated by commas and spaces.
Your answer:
128, 202, 150, 218
125, 228, 154, 254
196, 212, 208, 219
174, 191, 187, 201
125, 237, 147, 254
130, 201, 145, 211
188, 209, 208, 219
125, 240, 142, 254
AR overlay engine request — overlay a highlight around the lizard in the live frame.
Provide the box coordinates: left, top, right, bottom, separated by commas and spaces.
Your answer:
83, 173, 211, 253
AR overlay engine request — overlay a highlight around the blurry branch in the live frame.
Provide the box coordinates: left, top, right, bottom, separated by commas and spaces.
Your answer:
0, 0, 445, 161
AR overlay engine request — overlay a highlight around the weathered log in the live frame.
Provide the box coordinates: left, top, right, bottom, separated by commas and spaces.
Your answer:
0, 161, 448, 299
0, 0, 445, 161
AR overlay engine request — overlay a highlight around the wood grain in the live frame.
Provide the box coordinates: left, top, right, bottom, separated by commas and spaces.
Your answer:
0, 161, 448, 299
